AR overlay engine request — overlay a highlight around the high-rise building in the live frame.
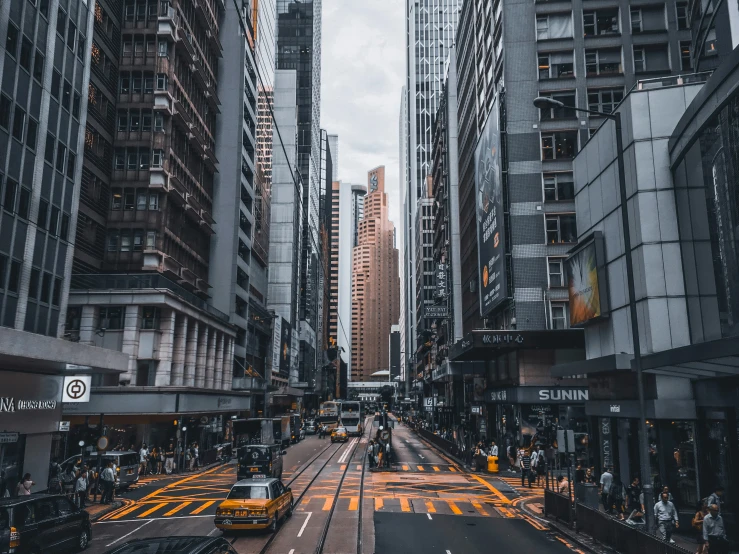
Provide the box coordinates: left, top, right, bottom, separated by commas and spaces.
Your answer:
414, 178, 435, 380
351, 167, 400, 381
399, 85, 410, 391
275, 0, 322, 391
0, 0, 129, 491
328, 133, 338, 181
317, 128, 333, 398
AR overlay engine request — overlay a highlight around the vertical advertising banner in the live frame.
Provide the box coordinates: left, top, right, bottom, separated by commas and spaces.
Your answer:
475, 104, 507, 316
280, 318, 292, 373
272, 317, 282, 373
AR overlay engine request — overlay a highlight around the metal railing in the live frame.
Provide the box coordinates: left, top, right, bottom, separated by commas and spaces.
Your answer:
544, 489, 574, 526
631, 71, 713, 92
417, 428, 465, 459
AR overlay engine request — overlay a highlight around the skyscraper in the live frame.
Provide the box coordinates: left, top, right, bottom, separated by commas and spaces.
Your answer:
275, 0, 322, 391
351, 167, 400, 381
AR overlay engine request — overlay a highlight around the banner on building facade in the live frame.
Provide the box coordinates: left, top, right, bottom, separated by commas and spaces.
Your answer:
474, 102, 507, 317
272, 317, 282, 373
280, 319, 291, 374
568, 232, 609, 327
435, 263, 448, 299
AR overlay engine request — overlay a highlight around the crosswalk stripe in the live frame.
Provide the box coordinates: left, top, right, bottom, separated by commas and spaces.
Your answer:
472, 501, 489, 516
447, 501, 462, 515
375, 497, 384, 510
432, 466, 440, 472
138, 503, 168, 518
163, 502, 192, 516
322, 497, 333, 511
402, 465, 409, 471
348, 496, 359, 511
400, 498, 411, 512
191, 501, 215, 515
110, 504, 141, 520
425, 500, 436, 513
341, 464, 347, 470
449, 467, 457, 472
417, 465, 424, 471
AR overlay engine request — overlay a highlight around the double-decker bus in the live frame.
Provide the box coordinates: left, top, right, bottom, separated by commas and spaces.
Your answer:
317, 401, 341, 430
340, 401, 362, 436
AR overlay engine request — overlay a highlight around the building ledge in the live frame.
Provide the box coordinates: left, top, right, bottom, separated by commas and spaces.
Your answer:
550, 353, 633, 377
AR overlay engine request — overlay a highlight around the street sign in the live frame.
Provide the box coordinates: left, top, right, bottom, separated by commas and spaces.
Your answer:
59, 421, 70, 432
557, 429, 575, 453
0, 432, 19, 444
62, 375, 92, 403
470, 406, 483, 415
424, 305, 449, 319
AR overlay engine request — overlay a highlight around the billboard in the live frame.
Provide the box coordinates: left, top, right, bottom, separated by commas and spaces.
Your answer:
568, 233, 609, 326
279, 318, 291, 373
271, 316, 282, 373
475, 104, 507, 316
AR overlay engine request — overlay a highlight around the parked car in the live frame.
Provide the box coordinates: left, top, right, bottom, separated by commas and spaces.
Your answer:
214, 478, 293, 533
331, 427, 348, 443
105, 536, 237, 553
237, 445, 285, 480
61, 451, 139, 491
305, 421, 317, 435
0, 494, 92, 553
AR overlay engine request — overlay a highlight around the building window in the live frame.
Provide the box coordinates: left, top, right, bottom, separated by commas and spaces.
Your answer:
120, 229, 132, 252
19, 36, 32, 71
152, 149, 163, 167
541, 132, 578, 160
5, 23, 18, 57
676, 1, 689, 29
680, 41, 693, 70
118, 110, 128, 132
42, 132, 53, 163
156, 73, 167, 90
99, 307, 124, 330
538, 91, 576, 120
543, 172, 575, 201
585, 49, 622, 75
107, 230, 119, 251
550, 302, 569, 329
545, 214, 577, 243
142, 110, 152, 132
587, 87, 624, 114
149, 193, 159, 210
28, 268, 40, 299
40, 272, 52, 303
634, 44, 671, 72
12, 106, 25, 142
37, 199, 48, 230
112, 188, 122, 210
145, 230, 156, 249
33, 51, 44, 83
65, 307, 81, 331
3, 179, 18, 213
154, 112, 164, 132
705, 29, 717, 55
536, 13, 573, 40
26, 118, 38, 150
56, 142, 66, 173
538, 52, 574, 79
141, 306, 160, 329
630, 8, 642, 32
583, 8, 619, 35
52, 278, 62, 306
0, 95, 10, 129
157, 41, 168, 57
133, 228, 144, 251
548, 258, 565, 287
634, 48, 646, 72
124, 189, 135, 210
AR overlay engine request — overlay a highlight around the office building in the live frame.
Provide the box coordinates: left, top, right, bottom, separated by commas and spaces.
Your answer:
351, 167, 400, 381
318, 128, 333, 398
328, 133, 338, 181
414, 178, 435, 381
275, 0, 322, 390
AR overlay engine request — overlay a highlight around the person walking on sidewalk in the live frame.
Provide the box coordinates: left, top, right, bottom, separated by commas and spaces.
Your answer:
100, 462, 116, 505
692, 500, 709, 554
520, 449, 532, 488
75, 471, 89, 509
654, 491, 679, 543
703, 503, 729, 554
707, 486, 724, 514
139, 444, 149, 476
600, 467, 614, 514
165, 442, 175, 474
16, 474, 34, 496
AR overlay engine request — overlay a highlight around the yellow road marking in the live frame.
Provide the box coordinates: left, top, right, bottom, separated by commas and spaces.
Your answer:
432, 466, 440, 472
472, 501, 489, 516
400, 498, 411, 512
191, 501, 215, 515
341, 464, 347, 470
163, 502, 192, 516
470, 474, 511, 504
498, 506, 516, 518
348, 497, 359, 511
425, 500, 436, 513
138, 466, 222, 502
402, 465, 409, 471
375, 497, 384, 510
417, 465, 425, 471
447, 501, 462, 515
323, 498, 333, 511
302, 498, 310, 505
138, 503, 168, 518
356, 465, 362, 470
110, 504, 142, 520
449, 467, 456, 472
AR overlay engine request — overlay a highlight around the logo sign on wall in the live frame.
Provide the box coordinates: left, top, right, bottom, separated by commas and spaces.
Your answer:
568, 232, 609, 327
474, 102, 507, 317
62, 375, 91, 403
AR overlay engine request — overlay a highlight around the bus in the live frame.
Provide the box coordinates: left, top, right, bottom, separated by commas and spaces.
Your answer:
317, 401, 341, 430
340, 401, 362, 436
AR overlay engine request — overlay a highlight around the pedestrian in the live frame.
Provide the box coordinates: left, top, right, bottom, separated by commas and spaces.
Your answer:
558, 475, 570, 496
703, 503, 729, 554
520, 449, 532, 488
706, 485, 724, 514
139, 443, 149, 476
490, 440, 498, 458
600, 466, 613, 514
583, 467, 595, 484
148, 447, 157, 474
158, 447, 165, 474
368, 440, 376, 468
0, 470, 8, 498
377, 443, 385, 468
508, 444, 517, 472
16, 473, 34, 496
165, 442, 175, 474
62, 465, 76, 499
100, 462, 116, 504
75, 470, 89, 508
610, 475, 626, 520
692, 500, 709, 554
654, 491, 679, 543
48, 458, 62, 494
474, 443, 483, 472
192, 442, 199, 470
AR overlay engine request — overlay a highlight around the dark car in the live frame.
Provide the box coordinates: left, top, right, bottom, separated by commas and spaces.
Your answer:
237, 445, 285, 480
105, 536, 237, 553
0, 494, 92, 553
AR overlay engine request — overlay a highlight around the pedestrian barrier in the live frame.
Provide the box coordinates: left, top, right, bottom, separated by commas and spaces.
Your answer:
544, 489, 573, 526
417, 428, 464, 459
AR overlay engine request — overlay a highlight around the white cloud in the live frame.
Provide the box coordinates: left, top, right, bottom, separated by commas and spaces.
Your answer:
320, 0, 405, 232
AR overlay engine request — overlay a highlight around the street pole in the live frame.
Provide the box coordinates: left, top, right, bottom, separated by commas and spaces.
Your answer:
613, 112, 654, 532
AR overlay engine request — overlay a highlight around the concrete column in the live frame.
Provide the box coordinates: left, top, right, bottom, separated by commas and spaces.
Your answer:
195, 325, 209, 388
213, 333, 224, 390
205, 330, 217, 389
171, 315, 188, 386
222, 338, 234, 390
184, 319, 199, 387
121, 305, 140, 384
77, 305, 96, 345
155, 308, 176, 386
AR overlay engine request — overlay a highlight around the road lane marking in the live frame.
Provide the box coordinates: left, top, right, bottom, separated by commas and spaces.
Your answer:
375, 497, 384, 510
402, 465, 409, 471
425, 500, 436, 513
110, 504, 143, 520
348, 496, 359, 510
322, 497, 333, 511
207, 528, 218, 536
433, 466, 440, 472
105, 520, 152, 547
356, 464, 362, 470
470, 474, 511, 504
427, 513, 433, 520
341, 464, 347, 470
448, 467, 456, 472
472, 501, 489, 516
191, 501, 215, 514
447, 501, 462, 515
163, 501, 192, 516
138, 503, 168, 518
446, 550, 452, 554
297, 512, 312, 537
417, 465, 425, 471
137, 466, 222, 502
498, 506, 516, 518
400, 498, 411, 512
289, 550, 295, 554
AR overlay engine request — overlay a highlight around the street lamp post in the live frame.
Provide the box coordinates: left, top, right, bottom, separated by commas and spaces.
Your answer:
533, 97, 654, 532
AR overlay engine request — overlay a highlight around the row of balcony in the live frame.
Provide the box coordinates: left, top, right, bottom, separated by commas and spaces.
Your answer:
148, 166, 215, 235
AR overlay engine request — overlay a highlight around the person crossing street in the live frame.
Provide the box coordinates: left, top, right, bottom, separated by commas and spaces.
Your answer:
654, 491, 679, 543
100, 462, 116, 504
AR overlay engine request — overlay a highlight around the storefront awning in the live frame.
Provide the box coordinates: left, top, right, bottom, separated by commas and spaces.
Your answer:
640, 337, 739, 379
449, 329, 585, 362
550, 353, 633, 377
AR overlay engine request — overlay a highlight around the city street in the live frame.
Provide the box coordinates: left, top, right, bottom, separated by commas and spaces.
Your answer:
85, 420, 585, 554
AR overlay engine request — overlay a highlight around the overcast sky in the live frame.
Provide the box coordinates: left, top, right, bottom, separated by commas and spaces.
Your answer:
321, 0, 405, 232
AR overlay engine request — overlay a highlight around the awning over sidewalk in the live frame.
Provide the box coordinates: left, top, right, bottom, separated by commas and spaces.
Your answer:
640, 336, 739, 379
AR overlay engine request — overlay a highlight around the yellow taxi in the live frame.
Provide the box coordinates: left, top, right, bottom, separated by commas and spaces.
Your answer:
214, 478, 293, 532
331, 426, 348, 443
